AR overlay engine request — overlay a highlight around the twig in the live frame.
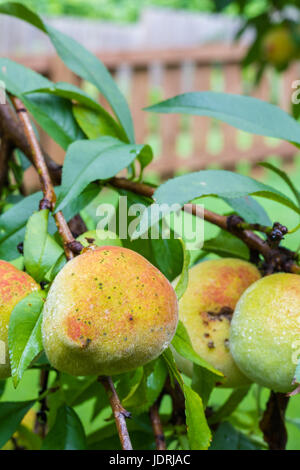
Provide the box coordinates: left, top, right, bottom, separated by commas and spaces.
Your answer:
259, 391, 289, 450
98, 376, 133, 450
10, 97, 56, 209
164, 377, 186, 427
10, 96, 76, 260
0, 137, 11, 194
150, 402, 166, 450
110, 177, 300, 274
0, 101, 61, 185
34, 369, 49, 439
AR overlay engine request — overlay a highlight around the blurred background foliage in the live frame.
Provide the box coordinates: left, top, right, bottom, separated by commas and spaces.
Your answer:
14, 0, 300, 22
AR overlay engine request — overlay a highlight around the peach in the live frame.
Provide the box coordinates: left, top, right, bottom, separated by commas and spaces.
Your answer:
230, 273, 300, 393
0, 260, 39, 379
262, 26, 297, 68
175, 258, 261, 387
42, 246, 178, 376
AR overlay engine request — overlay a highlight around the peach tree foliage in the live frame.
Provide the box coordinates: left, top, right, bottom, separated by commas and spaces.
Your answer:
0, 2, 299, 451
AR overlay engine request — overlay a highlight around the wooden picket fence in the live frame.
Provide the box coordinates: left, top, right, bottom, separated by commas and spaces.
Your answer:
10, 43, 300, 177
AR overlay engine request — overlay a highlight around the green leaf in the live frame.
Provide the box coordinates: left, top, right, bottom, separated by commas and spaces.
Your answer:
208, 386, 251, 425
210, 422, 262, 450
8, 290, 46, 387
116, 189, 184, 281
0, 191, 40, 261
132, 170, 300, 238
259, 162, 300, 209
59, 375, 100, 407
0, 59, 83, 150
121, 358, 168, 414
0, 57, 51, 93
55, 137, 152, 212
0, 2, 134, 143
183, 384, 211, 450
0, 400, 35, 448
42, 405, 86, 450
0, 185, 98, 261
25, 92, 84, 149
162, 348, 211, 449
223, 196, 271, 225
73, 103, 126, 141
203, 230, 249, 259
10, 256, 24, 270
0, 381, 5, 399
162, 348, 184, 388
146, 91, 300, 146
23, 210, 64, 283
25, 81, 107, 112
87, 415, 153, 450
172, 321, 223, 377
191, 364, 217, 408
174, 240, 190, 300
45, 253, 67, 283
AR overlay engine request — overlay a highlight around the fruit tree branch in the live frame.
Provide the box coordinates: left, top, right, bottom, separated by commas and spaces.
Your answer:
109, 177, 300, 275
259, 391, 289, 450
34, 369, 49, 439
0, 101, 62, 185
0, 136, 11, 194
9, 96, 132, 451
1, 102, 299, 273
10, 96, 76, 260
150, 402, 166, 450
98, 376, 133, 450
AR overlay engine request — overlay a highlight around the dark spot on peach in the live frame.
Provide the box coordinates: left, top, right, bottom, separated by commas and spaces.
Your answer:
208, 341, 215, 349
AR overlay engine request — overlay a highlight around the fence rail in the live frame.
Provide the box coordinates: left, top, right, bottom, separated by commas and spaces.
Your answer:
7, 44, 300, 177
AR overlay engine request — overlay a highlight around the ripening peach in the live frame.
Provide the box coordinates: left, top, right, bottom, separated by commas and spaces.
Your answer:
0, 261, 39, 379
175, 258, 261, 387
230, 273, 300, 393
42, 246, 178, 376
262, 26, 297, 68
